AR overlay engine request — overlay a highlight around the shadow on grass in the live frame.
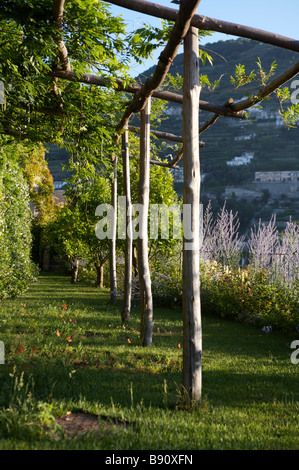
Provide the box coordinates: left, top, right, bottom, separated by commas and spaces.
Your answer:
22, 272, 111, 309
1, 358, 297, 413
1, 273, 298, 414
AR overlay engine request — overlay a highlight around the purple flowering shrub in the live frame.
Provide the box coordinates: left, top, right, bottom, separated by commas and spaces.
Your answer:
151, 202, 299, 333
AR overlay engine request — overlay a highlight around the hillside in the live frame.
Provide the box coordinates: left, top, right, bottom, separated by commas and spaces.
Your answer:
137, 38, 299, 228
139, 38, 299, 171
46, 38, 299, 229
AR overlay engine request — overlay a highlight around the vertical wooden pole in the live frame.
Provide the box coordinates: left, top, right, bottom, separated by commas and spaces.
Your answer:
138, 98, 153, 346
121, 126, 132, 322
182, 26, 202, 402
110, 154, 118, 305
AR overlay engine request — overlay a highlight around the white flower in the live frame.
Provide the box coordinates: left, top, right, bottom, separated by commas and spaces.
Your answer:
262, 326, 272, 334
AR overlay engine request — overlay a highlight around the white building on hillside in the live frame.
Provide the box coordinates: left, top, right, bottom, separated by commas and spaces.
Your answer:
227, 152, 254, 166
53, 181, 66, 189
255, 171, 299, 182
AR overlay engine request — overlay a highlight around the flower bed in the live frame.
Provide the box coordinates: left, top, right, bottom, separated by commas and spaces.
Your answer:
151, 258, 299, 335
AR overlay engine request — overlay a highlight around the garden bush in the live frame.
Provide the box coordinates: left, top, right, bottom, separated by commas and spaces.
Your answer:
150, 200, 299, 335
151, 256, 299, 333
200, 262, 299, 333
0, 142, 38, 298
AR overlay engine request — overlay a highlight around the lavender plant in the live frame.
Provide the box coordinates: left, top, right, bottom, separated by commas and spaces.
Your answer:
273, 218, 299, 286
201, 201, 244, 270
247, 215, 279, 273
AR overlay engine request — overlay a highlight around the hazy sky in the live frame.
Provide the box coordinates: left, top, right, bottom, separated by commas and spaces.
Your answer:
107, 0, 299, 76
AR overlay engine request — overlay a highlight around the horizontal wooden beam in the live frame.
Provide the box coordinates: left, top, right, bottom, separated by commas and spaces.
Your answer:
49, 69, 245, 119
128, 124, 205, 147
231, 59, 299, 112
150, 159, 179, 169
107, 0, 299, 53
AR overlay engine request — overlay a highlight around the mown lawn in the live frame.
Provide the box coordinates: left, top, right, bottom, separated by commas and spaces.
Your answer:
0, 272, 298, 450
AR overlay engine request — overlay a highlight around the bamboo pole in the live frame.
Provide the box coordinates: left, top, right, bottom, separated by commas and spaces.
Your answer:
182, 25, 202, 402
121, 127, 133, 322
138, 98, 154, 347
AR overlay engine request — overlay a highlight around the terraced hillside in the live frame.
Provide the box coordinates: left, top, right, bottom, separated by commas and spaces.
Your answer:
45, 38, 299, 229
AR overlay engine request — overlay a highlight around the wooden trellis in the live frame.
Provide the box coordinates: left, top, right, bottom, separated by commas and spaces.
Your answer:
100, 0, 299, 401
4, 0, 299, 403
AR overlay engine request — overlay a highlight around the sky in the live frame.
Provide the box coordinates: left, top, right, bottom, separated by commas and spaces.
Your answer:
107, 0, 299, 77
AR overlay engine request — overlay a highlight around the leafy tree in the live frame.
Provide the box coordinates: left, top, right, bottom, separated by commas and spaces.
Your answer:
18, 142, 58, 266
46, 204, 90, 283
46, 164, 112, 285
65, 168, 112, 287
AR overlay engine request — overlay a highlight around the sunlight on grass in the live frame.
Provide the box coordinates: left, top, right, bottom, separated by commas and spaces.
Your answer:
0, 273, 298, 450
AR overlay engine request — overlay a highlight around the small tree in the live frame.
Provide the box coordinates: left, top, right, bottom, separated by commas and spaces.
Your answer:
46, 205, 90, 283
46, 167, 112, 285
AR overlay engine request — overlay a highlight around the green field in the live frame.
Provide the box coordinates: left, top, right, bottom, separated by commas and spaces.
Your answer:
0, 273, 298, 450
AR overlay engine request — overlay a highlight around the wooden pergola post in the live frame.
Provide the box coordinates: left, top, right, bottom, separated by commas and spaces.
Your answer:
110, 153, 118, 305
121, 126, 133, 322
138, 97, 153, 346
182, 26, 202, 402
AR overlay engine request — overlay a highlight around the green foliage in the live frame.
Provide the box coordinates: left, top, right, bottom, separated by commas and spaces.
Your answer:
279, 103, 299, 128
0, 140, 38, 298
46, 204, 91, 266
45, 163, 112, 284
128, 21, 173, 64
256, 57, 277, 85
0, 0, 148, 150
230, 59, 277, 89
230, 63, 256, 88
18, 142, 57, 223
150, 251, 299, 333
200, 263, 299, 332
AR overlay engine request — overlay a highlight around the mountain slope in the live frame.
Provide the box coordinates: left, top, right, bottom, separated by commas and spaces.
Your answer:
139, 39, 298, 175
137, 38, 299, 226
46, 38, 299, 227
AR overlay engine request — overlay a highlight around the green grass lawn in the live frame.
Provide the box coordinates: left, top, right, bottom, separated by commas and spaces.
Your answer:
0, 272, 298, 450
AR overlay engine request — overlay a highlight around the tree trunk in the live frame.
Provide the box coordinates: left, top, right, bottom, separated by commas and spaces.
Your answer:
121, 127, 133, 323
110, 155, 118, 305
132, 243, 138, 277
138, 98, 153, 346
95, 262, 104, 288
71, 258, 79, 283
182, 26, 202, 403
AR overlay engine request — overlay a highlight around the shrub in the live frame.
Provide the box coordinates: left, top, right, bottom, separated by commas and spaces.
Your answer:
150, 254, 299, 333
200, 262, 299, 332
151, 251, 183, 308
